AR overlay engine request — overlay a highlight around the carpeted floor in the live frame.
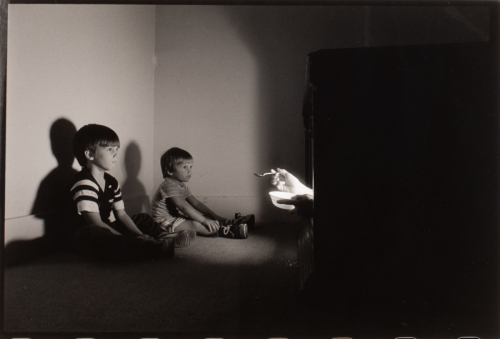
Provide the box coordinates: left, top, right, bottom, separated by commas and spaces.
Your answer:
5, 221, 497, 339
4, 222, 312, 337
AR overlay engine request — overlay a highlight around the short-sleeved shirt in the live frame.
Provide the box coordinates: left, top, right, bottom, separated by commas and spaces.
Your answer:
69, 167, 125, 227
151, 177, 193, 229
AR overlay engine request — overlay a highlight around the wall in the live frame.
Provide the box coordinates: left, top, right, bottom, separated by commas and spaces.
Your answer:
153, 5, 488, 222
5, 5, 156, 243
154, 6, 272, 222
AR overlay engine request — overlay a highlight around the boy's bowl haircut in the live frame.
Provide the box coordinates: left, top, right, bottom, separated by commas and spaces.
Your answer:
73, 124, 120, 167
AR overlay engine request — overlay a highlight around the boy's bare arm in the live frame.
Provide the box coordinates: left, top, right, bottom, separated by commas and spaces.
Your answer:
186, 196, 226, 222
82, 211, 122, 235
169, 196, 206, 222
114, 209, 145, 236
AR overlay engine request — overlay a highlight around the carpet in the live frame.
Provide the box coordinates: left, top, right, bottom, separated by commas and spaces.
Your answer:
4, 223, 309, 337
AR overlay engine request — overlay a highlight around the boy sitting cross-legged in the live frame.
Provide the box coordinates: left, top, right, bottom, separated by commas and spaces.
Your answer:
69, 124, 195, 261
151, 147, 255, 239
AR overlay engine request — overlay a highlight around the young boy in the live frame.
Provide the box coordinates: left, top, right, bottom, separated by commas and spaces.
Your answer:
151, 147, 255, 239
69, 124, 195, 261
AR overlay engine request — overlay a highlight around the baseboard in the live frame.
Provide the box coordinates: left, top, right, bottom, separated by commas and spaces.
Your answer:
4, 215, 45, 245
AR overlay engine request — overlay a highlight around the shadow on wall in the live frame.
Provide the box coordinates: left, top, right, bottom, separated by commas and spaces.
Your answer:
121, 141, 150, 214
5, 118, 78, 267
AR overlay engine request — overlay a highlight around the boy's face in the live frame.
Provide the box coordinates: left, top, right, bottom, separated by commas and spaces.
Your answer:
87, 145, 119, 171
170, 159, 193, 182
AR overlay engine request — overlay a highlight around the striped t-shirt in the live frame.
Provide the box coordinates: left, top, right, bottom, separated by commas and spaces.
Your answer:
151, 177, 193, 228
69, 168, 125, 226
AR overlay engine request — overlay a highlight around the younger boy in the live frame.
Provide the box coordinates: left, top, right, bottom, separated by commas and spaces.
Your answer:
151, 147, 254, 239
69, 124, 194, 261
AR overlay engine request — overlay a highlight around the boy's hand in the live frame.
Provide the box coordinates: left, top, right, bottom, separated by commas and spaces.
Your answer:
203, 219, 220, 232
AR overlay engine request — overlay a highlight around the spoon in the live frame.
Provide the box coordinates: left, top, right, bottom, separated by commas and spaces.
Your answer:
254, 172, 275, 177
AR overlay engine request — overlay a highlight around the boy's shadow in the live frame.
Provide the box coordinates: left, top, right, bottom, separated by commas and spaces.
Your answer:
121, 142, 150, 215
5, 118, 78, 267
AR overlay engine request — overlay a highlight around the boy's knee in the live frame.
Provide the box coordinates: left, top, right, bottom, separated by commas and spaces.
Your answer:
187, 221, 200, 231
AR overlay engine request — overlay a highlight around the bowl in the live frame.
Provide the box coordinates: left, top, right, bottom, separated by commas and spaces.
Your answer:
269, 191, 296, 210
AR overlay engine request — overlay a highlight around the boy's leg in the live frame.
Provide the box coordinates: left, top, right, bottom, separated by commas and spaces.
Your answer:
176, 219, 248, 239
176, 219, 217, 237
73, 224, 174, 261
131, 213, 196, 248
131, 213, 165, 238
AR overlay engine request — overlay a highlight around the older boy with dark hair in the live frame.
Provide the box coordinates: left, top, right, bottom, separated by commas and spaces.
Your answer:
69, 124, 194, 261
